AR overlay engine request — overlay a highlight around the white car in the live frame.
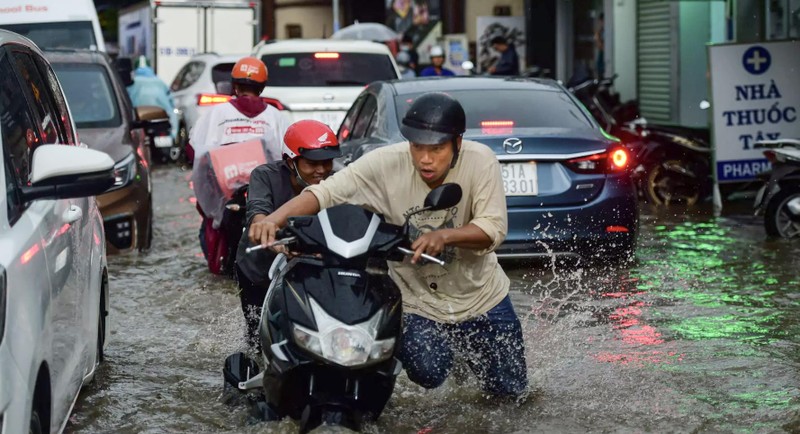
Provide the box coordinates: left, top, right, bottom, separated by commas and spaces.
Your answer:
0, 30, 113, 434
252, 39, 401, 130
169, 53, 245, 142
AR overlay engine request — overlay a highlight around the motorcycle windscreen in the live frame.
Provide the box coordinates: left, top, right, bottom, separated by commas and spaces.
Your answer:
192, 138, 269, 228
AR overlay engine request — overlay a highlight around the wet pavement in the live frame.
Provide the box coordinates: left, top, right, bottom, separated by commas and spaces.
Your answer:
68, 165, 800, 433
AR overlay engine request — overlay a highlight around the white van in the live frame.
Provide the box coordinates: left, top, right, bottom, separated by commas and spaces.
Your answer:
0, 0, 105, 51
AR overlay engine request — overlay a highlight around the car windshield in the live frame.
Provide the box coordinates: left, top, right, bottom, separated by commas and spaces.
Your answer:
0, 21, 97, 50
211, 63, 235, 85
52, 63, 121, 128
261, 52, 397, 87
395, 89, 595, 134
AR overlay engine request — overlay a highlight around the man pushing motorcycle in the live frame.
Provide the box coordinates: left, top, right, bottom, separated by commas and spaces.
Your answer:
249, 92, 528, 397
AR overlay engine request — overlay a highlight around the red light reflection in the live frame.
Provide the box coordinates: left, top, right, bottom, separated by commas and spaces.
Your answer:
592, 278, 683, 366
21, 242, 41, 264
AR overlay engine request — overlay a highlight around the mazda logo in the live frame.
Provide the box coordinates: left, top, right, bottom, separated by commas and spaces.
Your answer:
503, 138, 523, 154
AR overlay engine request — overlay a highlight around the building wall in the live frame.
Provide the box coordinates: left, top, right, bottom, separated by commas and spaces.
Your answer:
678, 2, 712, 127
464, 0, 525, 42
612, 0, 636, 102
274, 4, 334, 39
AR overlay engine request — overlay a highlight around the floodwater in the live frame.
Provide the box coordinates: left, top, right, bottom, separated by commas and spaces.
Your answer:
68, 165, 800, 433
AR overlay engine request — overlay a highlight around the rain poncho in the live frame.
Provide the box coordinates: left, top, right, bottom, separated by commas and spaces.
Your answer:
190, 99, 288, 227
127, 66, 178, 139
192, 138, 271, 228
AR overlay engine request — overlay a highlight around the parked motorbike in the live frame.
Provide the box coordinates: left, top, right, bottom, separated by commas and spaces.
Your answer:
222, 183, 462, 433
569, 76, 713, 205
754, 139, 800, 238
135, 105, 179, 163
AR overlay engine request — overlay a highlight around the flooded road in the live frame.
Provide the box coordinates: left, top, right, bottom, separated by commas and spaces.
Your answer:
68, 165, 800, 433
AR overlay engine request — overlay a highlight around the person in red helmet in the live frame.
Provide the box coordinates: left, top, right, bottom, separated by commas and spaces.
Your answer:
189, 56, 289, 262
234, 119, 341, 347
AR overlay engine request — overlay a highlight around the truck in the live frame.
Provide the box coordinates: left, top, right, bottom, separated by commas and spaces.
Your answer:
118, 0, 261, 84
0, 0, 105, 51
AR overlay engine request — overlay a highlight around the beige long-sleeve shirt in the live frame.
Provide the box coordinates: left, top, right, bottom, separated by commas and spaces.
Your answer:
306, 140, 509, 323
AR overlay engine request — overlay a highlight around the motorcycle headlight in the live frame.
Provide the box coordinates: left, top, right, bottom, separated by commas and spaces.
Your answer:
292, 298, 396, 367
109, 152, 137, 191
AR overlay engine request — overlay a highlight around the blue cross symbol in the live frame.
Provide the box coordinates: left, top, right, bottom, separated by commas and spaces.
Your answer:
742, 46, 771, 75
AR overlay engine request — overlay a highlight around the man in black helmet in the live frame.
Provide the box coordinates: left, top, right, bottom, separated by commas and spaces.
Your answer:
249, 92, 528, 397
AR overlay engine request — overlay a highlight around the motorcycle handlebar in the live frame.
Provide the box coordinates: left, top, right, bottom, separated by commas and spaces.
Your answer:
245, 236, 297, 253
397, 246, 446, 266
754, 138, 800, 149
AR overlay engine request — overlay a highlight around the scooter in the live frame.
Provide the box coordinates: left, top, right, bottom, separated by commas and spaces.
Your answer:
223, 183, 462, 433
754, 138, 800, 238
569, 76, 713, 205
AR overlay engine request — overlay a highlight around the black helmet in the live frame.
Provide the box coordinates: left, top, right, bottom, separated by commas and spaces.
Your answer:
401, 92, 466, 145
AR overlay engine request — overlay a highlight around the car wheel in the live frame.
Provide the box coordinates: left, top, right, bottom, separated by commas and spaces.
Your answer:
139, 199, 154, 251
29, 407, 43, 434
764, 188, 800, 238
643, 159, 702, 206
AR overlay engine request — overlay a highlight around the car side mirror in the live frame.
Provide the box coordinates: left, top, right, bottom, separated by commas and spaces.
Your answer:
216, 81, 233, 95
424, 183, 462, 211
21, 145, 115, 202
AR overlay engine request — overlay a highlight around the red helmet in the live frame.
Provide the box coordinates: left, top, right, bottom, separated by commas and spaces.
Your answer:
231, 57, 268, 86
283, 120, 342, 161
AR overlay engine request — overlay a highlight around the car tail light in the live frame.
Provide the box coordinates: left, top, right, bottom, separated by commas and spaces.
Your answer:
566, 147, 631, 174
261, 97, 286, 110
606, 225, 630, 233
314, 52, 340, 59
197, 93, 232, 106
481, 120, 514, 135
610, 148, 629, 170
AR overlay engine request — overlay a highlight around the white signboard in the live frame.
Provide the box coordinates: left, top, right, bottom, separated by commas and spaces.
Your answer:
709, 40, 800, 183
442, 33, 469, 75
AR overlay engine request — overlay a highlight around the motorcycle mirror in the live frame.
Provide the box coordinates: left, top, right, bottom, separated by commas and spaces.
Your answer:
699, 100, 711, 110
424, 183, 462, 211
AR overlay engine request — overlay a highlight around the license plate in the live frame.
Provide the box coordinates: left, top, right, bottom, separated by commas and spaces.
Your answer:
154, 136, 173, 148
501, 162, 538, 196
310, 111, 346, 130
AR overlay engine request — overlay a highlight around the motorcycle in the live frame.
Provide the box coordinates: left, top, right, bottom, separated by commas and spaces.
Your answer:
754, 138, 800, 238
222, 183, 463, 433
135, 105, 180, 163
219, 185, 249, 275
193, 138, 270, 276
569, 76, 713, 205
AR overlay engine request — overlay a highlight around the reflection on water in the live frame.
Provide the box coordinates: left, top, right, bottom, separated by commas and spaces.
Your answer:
68, 167, 800, 433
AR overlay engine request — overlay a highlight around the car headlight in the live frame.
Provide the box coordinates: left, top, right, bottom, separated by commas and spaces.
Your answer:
292, 297, 396, 367
109, 152, 137, 191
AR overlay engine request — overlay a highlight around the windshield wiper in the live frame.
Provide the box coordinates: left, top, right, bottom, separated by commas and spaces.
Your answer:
325, 80, 366, 86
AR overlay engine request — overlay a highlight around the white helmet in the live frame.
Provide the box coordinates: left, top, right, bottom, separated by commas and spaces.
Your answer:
430, 46, 444, 58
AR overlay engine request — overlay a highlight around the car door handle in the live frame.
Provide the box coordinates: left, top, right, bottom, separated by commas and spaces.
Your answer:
62, 205, 83, 224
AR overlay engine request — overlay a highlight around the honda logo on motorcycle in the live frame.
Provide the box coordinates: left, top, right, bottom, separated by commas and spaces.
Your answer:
503, 138, 523, 154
